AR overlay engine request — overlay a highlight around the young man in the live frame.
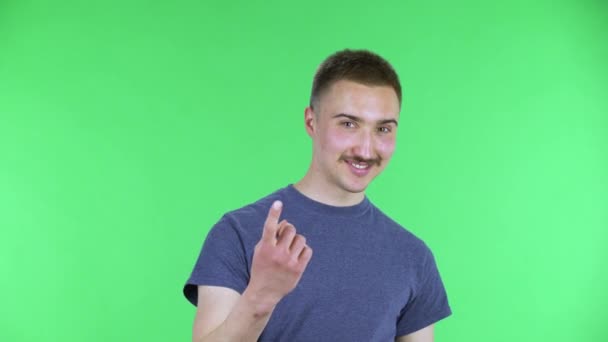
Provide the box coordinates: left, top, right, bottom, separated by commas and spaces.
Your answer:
183, 49, 452, 342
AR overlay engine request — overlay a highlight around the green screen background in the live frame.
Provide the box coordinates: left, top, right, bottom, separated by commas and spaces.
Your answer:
1, 0, 607, 341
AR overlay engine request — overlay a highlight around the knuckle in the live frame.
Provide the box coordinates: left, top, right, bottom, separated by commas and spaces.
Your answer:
286, 258, 300, 269
286, 225, 296, 233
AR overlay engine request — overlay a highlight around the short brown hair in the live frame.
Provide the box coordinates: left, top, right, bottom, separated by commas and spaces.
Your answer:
309, 49, 402, 110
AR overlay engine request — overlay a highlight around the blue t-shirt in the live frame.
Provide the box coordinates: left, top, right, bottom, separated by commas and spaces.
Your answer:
184, 185, 451, 341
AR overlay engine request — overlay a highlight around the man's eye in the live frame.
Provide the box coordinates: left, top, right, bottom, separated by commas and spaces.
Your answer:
342, 121, 355, 128
378, 127, 391, 133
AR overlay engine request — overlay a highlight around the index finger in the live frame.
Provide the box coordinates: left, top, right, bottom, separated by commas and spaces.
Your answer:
262, 200, 283, 242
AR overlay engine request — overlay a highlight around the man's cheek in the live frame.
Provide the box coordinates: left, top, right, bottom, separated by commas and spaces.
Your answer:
329, 132, 354, 149
378, 139, 396, 155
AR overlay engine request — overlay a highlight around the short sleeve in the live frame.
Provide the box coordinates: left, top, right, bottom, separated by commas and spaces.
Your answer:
183, 216, 250, 306
396, 247, 452, 336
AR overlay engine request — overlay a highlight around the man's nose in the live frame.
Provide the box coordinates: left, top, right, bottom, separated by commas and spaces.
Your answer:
353, 130, 374, 160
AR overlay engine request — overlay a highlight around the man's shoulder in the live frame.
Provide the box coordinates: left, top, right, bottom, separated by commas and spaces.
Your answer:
204, 186, 289, 243
221, 186, 288, 223
371, 204, 431, 255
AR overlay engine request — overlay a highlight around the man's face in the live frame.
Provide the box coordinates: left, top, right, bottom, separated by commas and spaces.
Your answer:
306, 79, 400, 196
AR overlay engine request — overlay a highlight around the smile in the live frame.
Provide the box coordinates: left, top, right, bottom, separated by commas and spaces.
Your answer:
350, 161, 370, 169
345, 159, 373, 177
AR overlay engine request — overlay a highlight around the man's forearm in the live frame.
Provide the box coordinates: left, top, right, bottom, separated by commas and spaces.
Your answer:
197, 288, 278, 342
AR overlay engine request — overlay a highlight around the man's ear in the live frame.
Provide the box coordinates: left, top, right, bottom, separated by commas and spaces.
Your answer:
304, 106, 316, 137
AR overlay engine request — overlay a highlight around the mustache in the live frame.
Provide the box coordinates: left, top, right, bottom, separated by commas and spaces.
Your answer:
342, 156, 381, 165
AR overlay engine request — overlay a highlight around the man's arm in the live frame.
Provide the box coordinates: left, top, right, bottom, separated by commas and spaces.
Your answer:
192, 285, 277, 342
191, 201, 313, 342
396, 324, 434, 342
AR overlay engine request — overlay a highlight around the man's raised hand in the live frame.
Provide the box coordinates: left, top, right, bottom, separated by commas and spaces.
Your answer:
246, 200, 313, 309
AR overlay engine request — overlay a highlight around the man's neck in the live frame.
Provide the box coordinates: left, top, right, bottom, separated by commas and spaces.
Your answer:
293, 175, 365, 207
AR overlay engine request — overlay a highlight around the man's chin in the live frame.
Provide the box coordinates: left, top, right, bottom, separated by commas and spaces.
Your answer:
341, 182, 370, 194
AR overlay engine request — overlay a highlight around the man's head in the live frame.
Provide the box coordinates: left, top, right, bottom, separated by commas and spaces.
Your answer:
303, 49, 402, 199
309, 49, 402, 112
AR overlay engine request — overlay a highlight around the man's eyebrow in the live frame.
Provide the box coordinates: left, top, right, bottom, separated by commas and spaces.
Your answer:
332, 113, 398, 127
378, 119, 399, 127
332, 113, 361, 122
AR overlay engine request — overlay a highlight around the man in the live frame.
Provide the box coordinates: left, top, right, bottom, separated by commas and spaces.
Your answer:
183, 49, 452, 341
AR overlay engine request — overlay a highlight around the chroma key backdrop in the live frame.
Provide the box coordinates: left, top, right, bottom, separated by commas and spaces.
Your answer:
1, 0, 607, 341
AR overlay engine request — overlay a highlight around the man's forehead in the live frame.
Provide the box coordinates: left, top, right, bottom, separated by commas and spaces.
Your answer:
319, 81, 400, 116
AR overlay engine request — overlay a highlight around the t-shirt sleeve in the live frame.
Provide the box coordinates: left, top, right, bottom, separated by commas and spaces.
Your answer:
396, 246, 452, 336
183, 215, 250, 306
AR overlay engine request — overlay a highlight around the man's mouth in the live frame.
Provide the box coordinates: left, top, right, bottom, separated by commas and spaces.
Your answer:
344, 159, 377, 177
348, 160, 370, 169
344, 157, 378, 168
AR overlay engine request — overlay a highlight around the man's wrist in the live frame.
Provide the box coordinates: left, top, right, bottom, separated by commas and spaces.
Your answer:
241, 287, 280, 318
